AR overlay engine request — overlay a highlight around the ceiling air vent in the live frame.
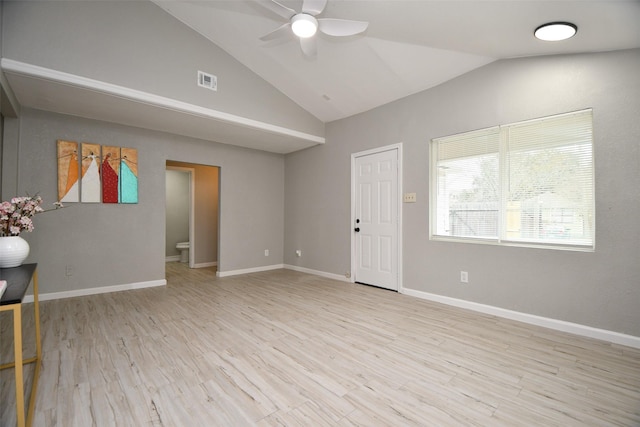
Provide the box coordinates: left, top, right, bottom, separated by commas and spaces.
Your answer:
197, 71, 217, 91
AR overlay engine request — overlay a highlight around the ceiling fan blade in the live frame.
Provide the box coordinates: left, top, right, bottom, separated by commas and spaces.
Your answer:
260, 0, 297, 20
301, 0, 327, 16
318, 18, 369, 37
259, 23, 292, 41
299, 37, 317, 58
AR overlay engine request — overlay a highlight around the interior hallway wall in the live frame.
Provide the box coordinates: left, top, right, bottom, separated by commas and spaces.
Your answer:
2, 107, 284, 294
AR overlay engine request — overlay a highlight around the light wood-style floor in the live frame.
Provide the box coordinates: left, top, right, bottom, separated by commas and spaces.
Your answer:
1, 263, 639, 426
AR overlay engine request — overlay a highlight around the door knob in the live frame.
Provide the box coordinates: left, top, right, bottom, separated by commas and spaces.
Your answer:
354, 227, 360, 232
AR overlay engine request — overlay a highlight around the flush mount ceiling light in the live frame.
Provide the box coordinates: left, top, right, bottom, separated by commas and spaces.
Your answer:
534, 22, 577, 41
291, 14, 318, 38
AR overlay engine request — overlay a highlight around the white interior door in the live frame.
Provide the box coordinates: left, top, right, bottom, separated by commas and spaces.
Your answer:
353, 146, 400, 291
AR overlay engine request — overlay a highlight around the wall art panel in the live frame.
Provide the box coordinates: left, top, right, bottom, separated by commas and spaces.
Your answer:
120, 147, 138, 204
81, 142, 102, 203
102, 146, 120, 204
57, 140, 80, 203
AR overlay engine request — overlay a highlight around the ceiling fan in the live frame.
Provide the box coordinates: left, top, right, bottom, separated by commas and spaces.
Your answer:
258, 0, 369, 57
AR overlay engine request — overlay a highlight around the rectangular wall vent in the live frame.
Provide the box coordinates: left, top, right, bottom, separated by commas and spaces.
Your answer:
197, 71, 217, 91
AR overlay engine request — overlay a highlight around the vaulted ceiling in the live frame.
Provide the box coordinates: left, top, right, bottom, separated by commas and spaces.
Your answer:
153, 0, 640, 122
3, 1, 639, 154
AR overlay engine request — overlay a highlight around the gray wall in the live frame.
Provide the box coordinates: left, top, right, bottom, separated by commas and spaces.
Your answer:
1, 0, 323, 137
284, 49, 640, 337
165, 169, 190, 258
2, 107, 284, 293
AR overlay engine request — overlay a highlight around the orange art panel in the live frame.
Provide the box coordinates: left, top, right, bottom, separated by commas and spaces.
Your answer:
57, 140, 79, 202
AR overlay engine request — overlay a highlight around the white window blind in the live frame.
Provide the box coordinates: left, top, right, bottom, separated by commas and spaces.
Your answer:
433, 127, 500, 239
431, 109, 594, 250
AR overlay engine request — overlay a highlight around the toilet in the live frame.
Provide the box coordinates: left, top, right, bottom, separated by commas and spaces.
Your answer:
176, 242, 190, 263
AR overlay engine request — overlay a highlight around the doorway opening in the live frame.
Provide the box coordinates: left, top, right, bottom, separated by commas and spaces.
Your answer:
165, 161, 220, 272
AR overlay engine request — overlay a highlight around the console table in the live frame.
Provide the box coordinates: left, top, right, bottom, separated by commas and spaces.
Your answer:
0, 263, 41, 427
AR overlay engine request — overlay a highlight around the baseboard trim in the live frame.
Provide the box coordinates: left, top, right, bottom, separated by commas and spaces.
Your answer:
216, 264, 284, 277
166, 260, 217, 268
23, 279, 167, 303
402, 288, 640, 349
193, 261, 217, 269
284, 264, 350, 282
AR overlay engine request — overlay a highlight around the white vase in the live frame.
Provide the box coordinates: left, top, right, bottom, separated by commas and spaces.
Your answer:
0, 236, 30, 268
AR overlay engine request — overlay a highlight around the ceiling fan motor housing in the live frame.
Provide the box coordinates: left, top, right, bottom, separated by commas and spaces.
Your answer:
291, 13, 318, 38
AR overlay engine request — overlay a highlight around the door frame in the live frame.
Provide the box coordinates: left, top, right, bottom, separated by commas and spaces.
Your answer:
350, 143, 403, 292
166, 166, 196, 268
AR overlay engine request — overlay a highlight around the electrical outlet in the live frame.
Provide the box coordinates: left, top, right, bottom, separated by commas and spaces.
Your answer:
65, 265, 74, 277
403, 192, 417, 203
296, 250, 302, 257
460, 271, 469, 283
264, 249, 269, 256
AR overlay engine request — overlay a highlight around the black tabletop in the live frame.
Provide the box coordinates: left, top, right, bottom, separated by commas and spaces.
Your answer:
0, 263, 38, 305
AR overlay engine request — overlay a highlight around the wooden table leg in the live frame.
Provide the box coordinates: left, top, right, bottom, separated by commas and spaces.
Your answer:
12, 304, 26, 427
33, 271, 41, 361
26, 270, 41, 427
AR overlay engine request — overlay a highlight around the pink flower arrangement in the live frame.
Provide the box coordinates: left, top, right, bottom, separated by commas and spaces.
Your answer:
0, 195, 63, 237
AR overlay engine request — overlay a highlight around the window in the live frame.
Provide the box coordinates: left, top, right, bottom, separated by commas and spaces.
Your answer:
430, 109, 594, 250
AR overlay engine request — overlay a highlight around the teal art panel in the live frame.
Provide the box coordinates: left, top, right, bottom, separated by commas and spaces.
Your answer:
120, 147, 138, 204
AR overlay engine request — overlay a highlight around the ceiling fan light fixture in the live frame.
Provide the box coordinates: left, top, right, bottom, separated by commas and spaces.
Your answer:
291, 14, 318, 38
534, 22, 577, 41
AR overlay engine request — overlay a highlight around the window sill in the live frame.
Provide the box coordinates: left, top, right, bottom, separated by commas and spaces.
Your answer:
430, 235, 595, 252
